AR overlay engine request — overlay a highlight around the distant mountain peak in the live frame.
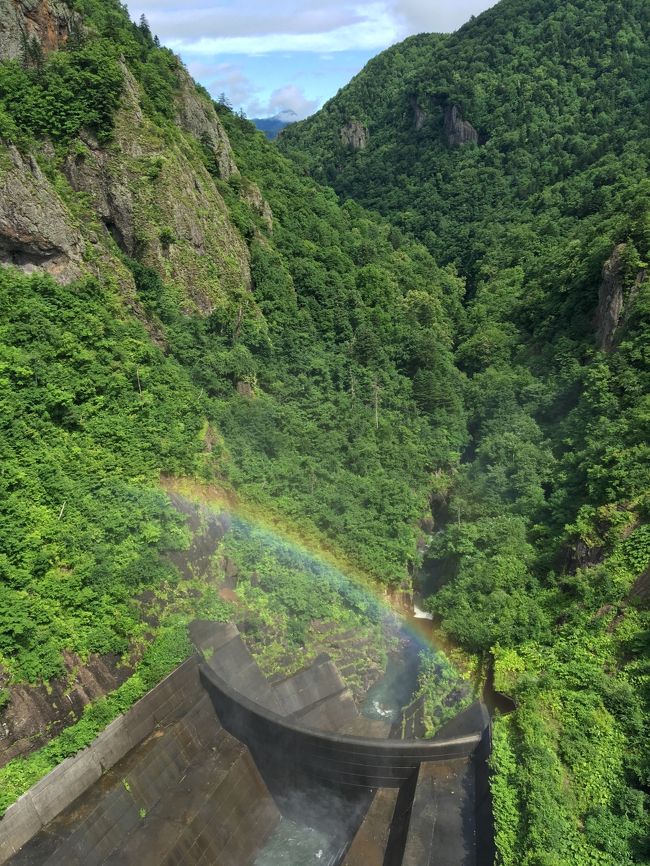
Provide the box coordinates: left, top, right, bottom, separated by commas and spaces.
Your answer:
252, 110, 298, 140
274, 109, 298, 122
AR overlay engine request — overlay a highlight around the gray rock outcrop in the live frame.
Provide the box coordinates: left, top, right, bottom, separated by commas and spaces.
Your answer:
0, 8, 251, 311
595, 243, 647, 351
0, 651, 129, 768
341, 120, 369, 151
243, 181, 273, 231
0, 145, 84, 282
174, 68, 239, 180
595, 243, 627, 350
411, 96, 427, 131
64, 139, 137, 255
443, 103, 478, 147
0, 0, 79, 63
58, 64, 251, 311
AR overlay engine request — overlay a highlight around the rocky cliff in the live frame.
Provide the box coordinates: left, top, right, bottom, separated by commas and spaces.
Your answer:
443, 103, 478, 147
0, 20, 260, 314
173, 67, 239, 181
60, 64, 251, 313
340, 120, 369, 151
595, 243, 647, 351
0, 144, 84, 282
0, 0, 79, 63
410, 96, 427, 132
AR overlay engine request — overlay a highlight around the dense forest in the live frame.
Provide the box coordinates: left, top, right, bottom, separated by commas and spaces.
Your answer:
0, 0, 648, 863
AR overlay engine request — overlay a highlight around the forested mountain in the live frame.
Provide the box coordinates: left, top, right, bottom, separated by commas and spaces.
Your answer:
281, 1, 650, 862
0, 0, 647, 863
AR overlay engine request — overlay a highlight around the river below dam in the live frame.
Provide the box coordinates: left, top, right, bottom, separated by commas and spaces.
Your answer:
254, 811, 348, 866
361, 619, 425, 724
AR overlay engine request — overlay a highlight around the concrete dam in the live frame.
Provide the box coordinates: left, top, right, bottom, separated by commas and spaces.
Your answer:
0, 621, 493, 866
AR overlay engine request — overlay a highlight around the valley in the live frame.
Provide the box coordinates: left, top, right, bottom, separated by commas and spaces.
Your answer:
0, 0, 648, 863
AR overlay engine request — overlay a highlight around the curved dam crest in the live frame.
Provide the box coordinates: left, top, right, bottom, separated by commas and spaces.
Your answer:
199, 664, 487, 787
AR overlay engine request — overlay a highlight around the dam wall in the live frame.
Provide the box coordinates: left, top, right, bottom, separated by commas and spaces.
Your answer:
1, 620, 493, 866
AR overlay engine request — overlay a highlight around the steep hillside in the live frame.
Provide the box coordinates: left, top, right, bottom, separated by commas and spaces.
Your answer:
281, 0, 648, 278
282, 1, 650, 863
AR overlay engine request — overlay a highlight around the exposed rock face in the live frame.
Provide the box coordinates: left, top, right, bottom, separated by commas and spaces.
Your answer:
443, 103, 478, 147
243, 181, 273, 231
411, 96, 427, 131
64, 140, 137, 255
341, 120, 369, 151
595, 243, 627, 350
0, 0, 79, 62
60, 66, 144, 256
0, 12, 251, 311
59, 66, 252, 312
236, 380, 254, 397
629, 566, 650, 604
0, 652, 130, 767
569, 538, 605, 571
174, 67, 239, 180
0, 145, 84, 282
594, 243, 646, 351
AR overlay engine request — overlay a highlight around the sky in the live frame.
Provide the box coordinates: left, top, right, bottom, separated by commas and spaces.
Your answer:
130, 1, 497, 119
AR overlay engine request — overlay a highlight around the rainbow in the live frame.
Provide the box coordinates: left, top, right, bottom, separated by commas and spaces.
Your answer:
162, 476, 467, 678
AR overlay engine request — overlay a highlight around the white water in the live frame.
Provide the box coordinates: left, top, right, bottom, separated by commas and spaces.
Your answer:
413, 604, 433, 620
255, 818, 335, 866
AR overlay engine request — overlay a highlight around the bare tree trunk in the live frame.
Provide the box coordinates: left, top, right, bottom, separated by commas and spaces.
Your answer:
373, 380, 380, 429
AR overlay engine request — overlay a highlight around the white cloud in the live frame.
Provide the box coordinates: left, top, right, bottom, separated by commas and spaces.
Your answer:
163, 4, 397, 56
197, 61, 257, 106
134, 2, 368, 44
393, 0, 496, 34
188, 62, 317, 119
266, 85, 319, 118
133, 0, 496, 51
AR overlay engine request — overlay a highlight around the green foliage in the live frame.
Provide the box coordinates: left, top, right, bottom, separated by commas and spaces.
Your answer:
490, 716, 522, 866
414, 649, 473, 736
0, 44, 123, 145
0, 268, 204, 681
0, 1, 647, 860
0, 0, 475, 739
0, 0, 187, 149
205, 109, 469, 580
217, 519, 386, 676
